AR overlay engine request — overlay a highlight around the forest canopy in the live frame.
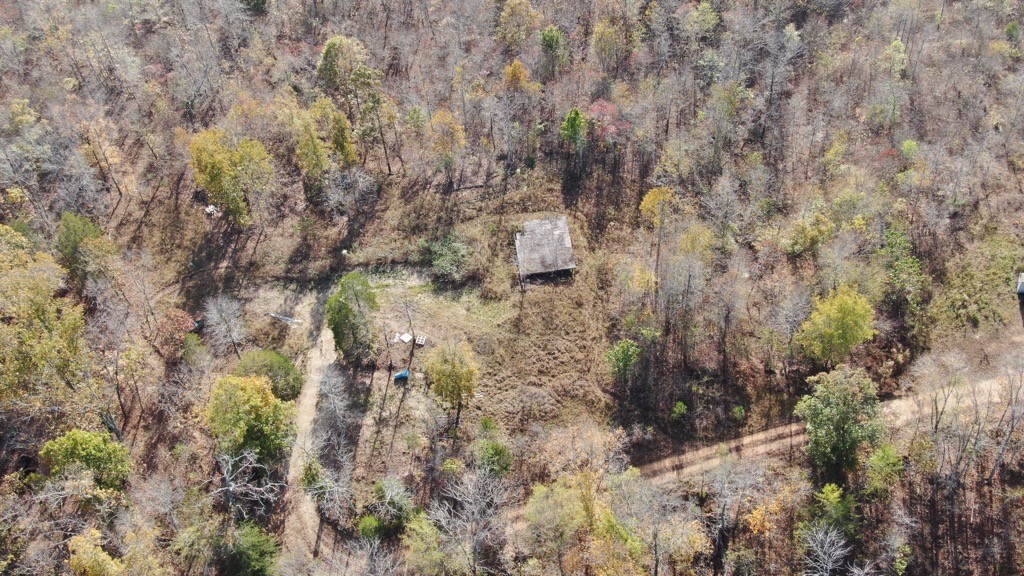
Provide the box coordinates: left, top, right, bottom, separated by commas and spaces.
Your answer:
2, 0, 1024, 574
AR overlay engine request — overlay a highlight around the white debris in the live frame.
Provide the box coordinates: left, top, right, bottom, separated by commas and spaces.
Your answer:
267, 313, 302, 325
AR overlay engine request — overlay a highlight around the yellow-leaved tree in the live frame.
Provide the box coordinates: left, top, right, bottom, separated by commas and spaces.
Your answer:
205, 375, 295, 464
497, 0, 541, 53
68, 529, 124, 576
639, 186, 675, 228
0, 224, 98, 449
188, 128, 273, 227
796, 285, 876, 367
425, 342, 478, 430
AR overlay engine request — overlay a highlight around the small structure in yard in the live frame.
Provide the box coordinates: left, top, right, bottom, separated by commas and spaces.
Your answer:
515, 215, 577, 287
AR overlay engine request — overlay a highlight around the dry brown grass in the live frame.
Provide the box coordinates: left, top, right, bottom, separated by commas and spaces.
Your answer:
379, 279, 611, 429
336, 239, 617, 493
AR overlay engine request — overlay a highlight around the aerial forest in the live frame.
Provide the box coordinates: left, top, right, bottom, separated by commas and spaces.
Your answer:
2, 0, 1024, 574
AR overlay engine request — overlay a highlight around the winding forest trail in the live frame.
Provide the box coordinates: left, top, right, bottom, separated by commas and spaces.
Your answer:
638, 366, 1013, 487
640, 422, 808, 485
279, 290, 337, 563
508, 366, 1014, 533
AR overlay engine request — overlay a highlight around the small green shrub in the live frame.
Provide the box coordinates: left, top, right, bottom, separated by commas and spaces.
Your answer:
300, 459, 325, 490
867, 95, 900, 134
1007, 21, 1021, 43
814, 483, 856, 536
181, 333, 209, 366
240, 0, 267, 13
478, 417, 498, 436
56, 212, 102, 285
295, 215, 316, 238
671, 401, 688, 421
8, 219, 39, 248
863, 443, 904, 498
475, 439, 513, 477
68, 529, 125, 575
296, 125, 331, 206
40, 429, 132, 490
234, 349, 303, 400
724, 545, 758, 576
371, 476, 414, 527
358, 515, 384, 539
403, 432, 422, 451
441, 458, 466, 476
894, 543, 911, 576
223, 523, 279, 576
900, 139, 918, 161
929, 234, 1024, 331
606, 339, 642, 381
783, 209, 834, 258
421, 235, 472, 283
881, 223, 931, 348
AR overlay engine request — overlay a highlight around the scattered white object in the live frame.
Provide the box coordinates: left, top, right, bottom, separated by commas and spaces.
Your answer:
204, 205, 219, 216
400, 333, 413, 344
267, 312, 302, 325
415, 335, 426, 346
393, 333, 401, 343
342, 249, 348, 255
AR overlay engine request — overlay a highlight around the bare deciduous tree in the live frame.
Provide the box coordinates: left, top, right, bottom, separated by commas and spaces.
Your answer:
372, 475, 415, 526
302, 452, 354, 525
802, 525, 850, 576
211, 451, 286, 520
609, 470, 707, 575
705, 458, 764, 562
428, 471, 510, 576
347, 537, 405, 576
325, 167, 378, 220
203, 294, 247, 358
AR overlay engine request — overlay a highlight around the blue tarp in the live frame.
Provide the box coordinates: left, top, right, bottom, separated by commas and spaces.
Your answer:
394, 369, 410, 380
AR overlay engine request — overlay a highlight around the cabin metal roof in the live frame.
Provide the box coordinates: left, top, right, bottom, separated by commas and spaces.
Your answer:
515, 216, 577, 278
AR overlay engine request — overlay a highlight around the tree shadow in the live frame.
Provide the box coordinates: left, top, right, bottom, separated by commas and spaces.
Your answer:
178, 220, 255, 308
560, 159, 584, 209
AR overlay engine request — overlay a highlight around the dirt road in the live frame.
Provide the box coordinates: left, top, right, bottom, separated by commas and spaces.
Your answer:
506, 365, 1015, 537
278, 290, 336, 562
640, 422, 808, 486
638, 367, 1012, 487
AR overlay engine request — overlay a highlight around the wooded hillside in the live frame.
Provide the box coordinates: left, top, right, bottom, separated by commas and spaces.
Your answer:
3, 0, 1024, 574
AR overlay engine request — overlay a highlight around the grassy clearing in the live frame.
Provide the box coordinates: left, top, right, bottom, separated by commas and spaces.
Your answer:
342, 257, 614, 491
